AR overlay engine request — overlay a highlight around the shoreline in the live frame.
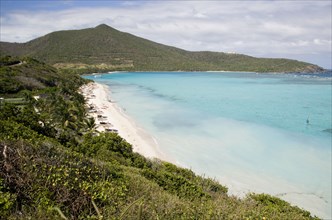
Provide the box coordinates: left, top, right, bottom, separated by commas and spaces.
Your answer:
80, 69, 330, 77
80, 82, 168, 160
80, 81, 330, 219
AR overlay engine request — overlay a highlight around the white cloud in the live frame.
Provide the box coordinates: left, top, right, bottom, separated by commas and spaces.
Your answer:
0, 1, 331, 68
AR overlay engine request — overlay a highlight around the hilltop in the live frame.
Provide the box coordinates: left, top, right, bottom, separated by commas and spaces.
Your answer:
0, 24, 324, 73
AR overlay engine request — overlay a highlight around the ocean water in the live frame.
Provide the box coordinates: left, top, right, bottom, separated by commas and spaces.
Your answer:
84, 71, 331, 218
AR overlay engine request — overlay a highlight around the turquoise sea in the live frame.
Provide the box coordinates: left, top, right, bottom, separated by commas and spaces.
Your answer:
84, 71, 331, 218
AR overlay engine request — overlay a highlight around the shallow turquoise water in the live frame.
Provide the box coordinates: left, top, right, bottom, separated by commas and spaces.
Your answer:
84, 72, 331, 217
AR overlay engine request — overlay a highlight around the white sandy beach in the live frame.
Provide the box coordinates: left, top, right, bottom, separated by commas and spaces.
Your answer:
80, 82, 167, 160
80, 82, 330, 219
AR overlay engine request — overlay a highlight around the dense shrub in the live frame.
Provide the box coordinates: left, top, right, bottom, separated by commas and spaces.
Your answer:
0, 139, 127, 219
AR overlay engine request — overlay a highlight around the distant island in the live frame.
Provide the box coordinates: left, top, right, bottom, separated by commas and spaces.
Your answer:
0, 24, 325, 73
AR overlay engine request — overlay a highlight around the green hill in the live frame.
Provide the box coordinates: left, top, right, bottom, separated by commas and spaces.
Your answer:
0, 56, 84, 95
0, 57, 320, 219
0, 24, 324, 73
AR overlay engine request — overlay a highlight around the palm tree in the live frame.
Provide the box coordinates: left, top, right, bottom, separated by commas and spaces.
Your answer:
82, 117, 99, 135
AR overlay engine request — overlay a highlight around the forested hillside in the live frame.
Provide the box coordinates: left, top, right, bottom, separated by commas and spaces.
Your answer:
0, 24, 324, 73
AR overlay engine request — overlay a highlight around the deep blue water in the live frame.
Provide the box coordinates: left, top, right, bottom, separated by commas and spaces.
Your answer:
84, 71, 331, 218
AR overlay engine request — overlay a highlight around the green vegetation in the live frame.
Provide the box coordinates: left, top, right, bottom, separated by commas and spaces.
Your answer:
0, 24, 324, 73
0, 57, 320, 219
0, 56, 85, 95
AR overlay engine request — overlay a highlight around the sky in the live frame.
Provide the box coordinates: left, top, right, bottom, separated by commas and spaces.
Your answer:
0, 0, 331, 69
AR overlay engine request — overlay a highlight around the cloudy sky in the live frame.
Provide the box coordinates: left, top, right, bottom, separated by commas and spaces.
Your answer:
1, 0, 331, 69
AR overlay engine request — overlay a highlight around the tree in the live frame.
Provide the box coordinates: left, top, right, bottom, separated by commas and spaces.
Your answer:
83, 117, 98, 134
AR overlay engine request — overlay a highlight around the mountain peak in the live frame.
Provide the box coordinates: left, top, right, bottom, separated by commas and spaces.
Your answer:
0, 25, 324, 72
95, 24, 111, 29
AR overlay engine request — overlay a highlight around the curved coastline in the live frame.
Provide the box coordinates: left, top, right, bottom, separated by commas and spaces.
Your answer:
80, 79, 330, 219
80, 82, 169, 161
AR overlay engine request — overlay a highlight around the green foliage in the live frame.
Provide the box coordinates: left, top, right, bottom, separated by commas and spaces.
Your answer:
0, 178, 16, 217
0, 56, 87, 95
78, 132, 133, 158
141, 167, 207, 200
0, 55, 21, 67
76, 132, 153, 170
248, 193, 316, 219
250, 193, 291, 207
0, 25, 324, 73
141, 161, 227, 200
0, 139, 127, 219
0, 120, 45, 144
